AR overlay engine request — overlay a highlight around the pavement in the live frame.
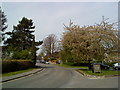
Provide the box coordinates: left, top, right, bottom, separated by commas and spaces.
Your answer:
2, 65, 44, 83
2, 63, 119, 88
76, 69, 120, 79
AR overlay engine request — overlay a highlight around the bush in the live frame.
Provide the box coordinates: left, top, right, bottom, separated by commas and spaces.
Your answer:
2, 60, 34, 73
63, 62, 89, 66
73, 63, 89, 66
12, 49, 33, 60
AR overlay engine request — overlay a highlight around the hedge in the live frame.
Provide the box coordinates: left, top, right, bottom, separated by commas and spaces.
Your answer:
63, 62, 89, 66
2, 60, 34, 73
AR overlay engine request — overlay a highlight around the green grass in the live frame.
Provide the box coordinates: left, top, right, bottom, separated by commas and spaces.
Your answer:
2, 68, 35, 77
79, 69, 120, 76
54, 64, 88, 69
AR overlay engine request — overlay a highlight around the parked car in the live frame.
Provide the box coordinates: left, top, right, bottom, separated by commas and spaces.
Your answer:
91, 63, 110, 70
113, 63, 120, 70
101, 64, 110, 70
45, 61, 50, 64
56, 60, 62, 64
39, 60, 45, 63
36, 60, 40, 63
43, 61, 50, 64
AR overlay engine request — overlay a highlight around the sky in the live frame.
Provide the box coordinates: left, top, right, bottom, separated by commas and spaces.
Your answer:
1, 2, 118, 54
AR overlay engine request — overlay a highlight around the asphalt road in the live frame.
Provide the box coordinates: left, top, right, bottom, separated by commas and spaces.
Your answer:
2, 63, 119, 88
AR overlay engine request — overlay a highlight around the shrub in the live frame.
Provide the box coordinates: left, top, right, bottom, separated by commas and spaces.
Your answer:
63, 62, 89, 66
12, 49, 33, 60
2, 60, 34, 73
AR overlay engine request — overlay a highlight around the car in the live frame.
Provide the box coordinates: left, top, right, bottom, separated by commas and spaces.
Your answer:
40, 60, 45, 63
45, 61, 50, 64
43, 61, 50, 64
56, 60, 62, 64
91, 63, 110, 70
36, 60, 40, 63
113, 63, 120, 70
101, 64, 110, 70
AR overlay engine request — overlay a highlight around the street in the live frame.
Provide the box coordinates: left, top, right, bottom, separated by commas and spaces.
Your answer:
2, 63, 119, 88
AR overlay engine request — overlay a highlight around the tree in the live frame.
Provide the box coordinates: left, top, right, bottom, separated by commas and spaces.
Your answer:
0, 7, 8, 60
41, 34, 58, 60
4, 17, 43, 62
61, 17, 118, 65
0, 7, 8, 43
5, 17, 35, 50
32, 36, 43, 65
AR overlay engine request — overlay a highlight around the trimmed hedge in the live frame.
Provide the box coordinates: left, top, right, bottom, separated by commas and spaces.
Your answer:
2, 60, 34, 73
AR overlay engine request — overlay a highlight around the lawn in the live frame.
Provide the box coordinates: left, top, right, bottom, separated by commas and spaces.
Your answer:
78, 69, 120, 76
55, 64, 119, 76
54, 64, 88, 69
2, 68, 35, 77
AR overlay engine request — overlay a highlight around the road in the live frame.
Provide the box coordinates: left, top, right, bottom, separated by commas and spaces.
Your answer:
2, 63, 119, 88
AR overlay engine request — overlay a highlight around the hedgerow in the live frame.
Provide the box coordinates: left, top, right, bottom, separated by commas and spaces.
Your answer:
2, 60, 34, 73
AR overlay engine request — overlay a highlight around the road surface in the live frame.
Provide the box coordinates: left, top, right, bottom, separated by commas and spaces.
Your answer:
2, 63, 119, 88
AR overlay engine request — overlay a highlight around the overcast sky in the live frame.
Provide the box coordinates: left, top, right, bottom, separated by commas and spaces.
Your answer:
2, 2, 118, 54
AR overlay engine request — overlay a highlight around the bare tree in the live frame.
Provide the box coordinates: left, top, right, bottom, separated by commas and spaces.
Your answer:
41, 34, 57, 58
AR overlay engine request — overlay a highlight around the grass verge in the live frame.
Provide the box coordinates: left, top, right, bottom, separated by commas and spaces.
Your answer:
78, 69, 120, 76
2, 68, 36, 77
54, 64, 88, 69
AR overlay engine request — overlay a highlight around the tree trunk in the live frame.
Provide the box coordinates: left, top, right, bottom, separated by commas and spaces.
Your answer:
32, 36, 36, 67
88, 60, 92, 70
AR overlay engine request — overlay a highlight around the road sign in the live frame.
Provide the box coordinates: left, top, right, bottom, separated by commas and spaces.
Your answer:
93, 64, 101, 73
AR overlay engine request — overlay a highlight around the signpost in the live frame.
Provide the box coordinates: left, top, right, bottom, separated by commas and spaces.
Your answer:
92, 64, 101, 73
